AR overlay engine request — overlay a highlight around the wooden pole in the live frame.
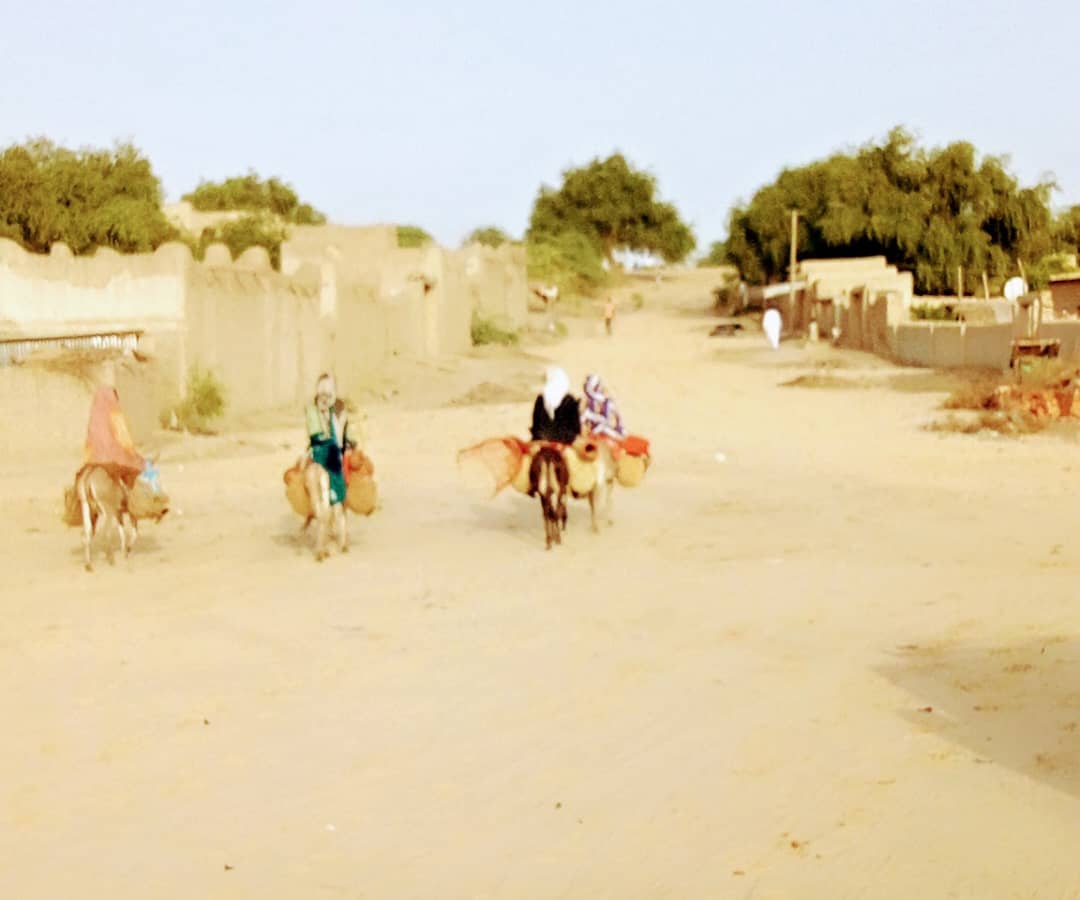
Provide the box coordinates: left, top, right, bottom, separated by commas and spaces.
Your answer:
982, 271, 990, 301
789, 209, 800, 333
957, 266, 963, 299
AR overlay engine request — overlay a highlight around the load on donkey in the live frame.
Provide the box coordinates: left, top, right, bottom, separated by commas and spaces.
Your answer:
62, 386, 170, 571
458, 367, 651, 548
283, 373, 378, 561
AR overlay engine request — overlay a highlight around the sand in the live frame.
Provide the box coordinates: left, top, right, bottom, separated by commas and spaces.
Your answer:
3, 295, 1080, 899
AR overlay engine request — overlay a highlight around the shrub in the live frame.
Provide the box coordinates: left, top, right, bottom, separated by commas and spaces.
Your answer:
398, 225, 433, 248
526, 230, 607, 297
194, 214, 287, 270
175, 366, 226, 433
184, 174, 326, 224
471, 312, 519, 347
911, 303, 955, 321
466, 226, 511, 248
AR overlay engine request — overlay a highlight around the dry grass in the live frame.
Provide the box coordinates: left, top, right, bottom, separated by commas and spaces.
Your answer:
926, 411, 1041, 436
15, 348, 134, 384
781, 374, 872, 390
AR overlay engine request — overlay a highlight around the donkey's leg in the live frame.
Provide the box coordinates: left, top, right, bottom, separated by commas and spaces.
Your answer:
124, 513, 139, 555
336, 504, 349, 554
80, 492, 95, 573
103, 510, 118, 565
115, 511, 128, 561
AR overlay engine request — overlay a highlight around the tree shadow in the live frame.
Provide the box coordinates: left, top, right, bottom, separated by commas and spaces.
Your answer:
877, 634, 1080, 798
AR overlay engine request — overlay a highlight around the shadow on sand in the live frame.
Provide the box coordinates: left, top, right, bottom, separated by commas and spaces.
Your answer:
877, 634, 1080, 798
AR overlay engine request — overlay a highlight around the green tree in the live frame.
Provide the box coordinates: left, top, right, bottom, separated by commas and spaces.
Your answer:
466, 226, 511, 248
0, 139, 176, 254
184, 173, 326, 225
397, 225, 433, 248
528, 153, 695, 264
720, 127, 1062, 293
194, 214, 287, 270
526, 230, 607, 295
1055, 205, 1080, 253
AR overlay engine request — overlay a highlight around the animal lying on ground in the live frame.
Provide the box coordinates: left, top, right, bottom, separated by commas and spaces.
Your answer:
70, 463, 169, 571
528, 445, 569, 550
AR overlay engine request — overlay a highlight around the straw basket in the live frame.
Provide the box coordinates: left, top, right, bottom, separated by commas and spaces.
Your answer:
283, 464, 312, 518
61, 485, 82, 527
615, 453, 648, 488
566, 442, 598, 496
345, 476, 377, 516
511, 454, 532, 494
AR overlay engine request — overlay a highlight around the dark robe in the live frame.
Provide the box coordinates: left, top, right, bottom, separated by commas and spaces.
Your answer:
531, 394, 582, 444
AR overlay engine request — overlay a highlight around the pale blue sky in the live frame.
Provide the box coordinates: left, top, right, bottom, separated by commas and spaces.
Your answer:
1, 0, 1077, 251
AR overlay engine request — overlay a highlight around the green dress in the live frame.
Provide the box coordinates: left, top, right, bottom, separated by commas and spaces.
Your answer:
306, 405, 347, 506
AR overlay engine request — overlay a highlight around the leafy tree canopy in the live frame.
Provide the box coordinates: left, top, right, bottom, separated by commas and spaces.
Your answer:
466, 226, 512, 248
718, 127, 1064, 293
528, 153, 695, 264
194, 214, 287, 271
184, 173, 325, 225
397, 224, 433, 248
0, 139, 176, 255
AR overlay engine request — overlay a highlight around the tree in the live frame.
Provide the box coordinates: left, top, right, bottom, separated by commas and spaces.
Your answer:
0, 139, 176, 254
184, 173, 326, 225
466, 226, 511, 248
194, 214, 287, 270
397, 225, 433, 248
1055, 205, 1080, 253
719, 127, 1063, 293
526, 230, 606, 295
528, 153, 695, 264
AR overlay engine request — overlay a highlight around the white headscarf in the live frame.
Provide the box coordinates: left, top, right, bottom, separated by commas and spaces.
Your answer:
316, 374, 337, 412
542, 366, 570, 416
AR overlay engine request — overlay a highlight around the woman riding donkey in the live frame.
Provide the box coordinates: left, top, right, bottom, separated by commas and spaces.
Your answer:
306, 373, 353, 507
580, 373, 626, 441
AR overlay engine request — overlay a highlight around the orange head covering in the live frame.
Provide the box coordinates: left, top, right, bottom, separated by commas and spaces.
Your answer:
85, 386, 144, 472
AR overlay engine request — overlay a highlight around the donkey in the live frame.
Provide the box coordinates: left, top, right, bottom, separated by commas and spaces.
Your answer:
582, 439, 616, 534
73, 462, 166, 570
528, 445, 569, 550
302, 459, 348, 561
563, 438, 616, 535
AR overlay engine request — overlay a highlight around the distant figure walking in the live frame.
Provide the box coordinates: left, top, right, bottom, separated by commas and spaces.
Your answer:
763, 308, 782, 350
603, 297, 616, 336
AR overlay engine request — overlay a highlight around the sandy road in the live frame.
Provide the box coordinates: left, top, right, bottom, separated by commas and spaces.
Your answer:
3, 305, 1080, 898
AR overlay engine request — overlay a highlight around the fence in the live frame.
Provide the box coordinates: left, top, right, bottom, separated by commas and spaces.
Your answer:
0, 330, 143, 368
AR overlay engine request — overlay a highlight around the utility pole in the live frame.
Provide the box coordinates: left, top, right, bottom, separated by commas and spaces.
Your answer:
789, 210, 798, 285
789, 209, 800, 334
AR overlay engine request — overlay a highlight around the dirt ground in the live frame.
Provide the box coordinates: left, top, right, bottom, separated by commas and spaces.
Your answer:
4, 294, 1080, 899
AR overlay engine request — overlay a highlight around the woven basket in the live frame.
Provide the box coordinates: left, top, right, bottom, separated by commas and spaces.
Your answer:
61, 485, 82, 527
511, 455, 532, 494
284, 464, 313, 518
565, 446, 597, 495
128, 481, 169, 520
615, 453, 648, 488
345, 476, 378, 516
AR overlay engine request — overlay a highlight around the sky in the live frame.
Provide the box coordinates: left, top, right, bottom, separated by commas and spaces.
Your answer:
1, 0, 1078, 253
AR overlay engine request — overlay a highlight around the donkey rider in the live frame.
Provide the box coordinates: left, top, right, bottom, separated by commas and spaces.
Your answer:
305, 373, 354, 506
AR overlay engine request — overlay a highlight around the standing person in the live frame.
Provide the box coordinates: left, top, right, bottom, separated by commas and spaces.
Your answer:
603, 296, 616, 336
581, 374, 626, 440
305, 373, 351, 507
530, 366, 582, 444
84, 386, 145, 480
